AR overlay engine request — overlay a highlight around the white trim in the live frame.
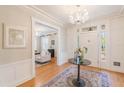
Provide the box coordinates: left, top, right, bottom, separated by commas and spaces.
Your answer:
22, 6, 64, 27
31, 17, 36, 77
0, 59, 33, 87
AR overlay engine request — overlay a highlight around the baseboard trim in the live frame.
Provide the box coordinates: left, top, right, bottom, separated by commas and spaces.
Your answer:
84, 64, 124, 74
16, 75, 34, 86
67, 59, 124, 74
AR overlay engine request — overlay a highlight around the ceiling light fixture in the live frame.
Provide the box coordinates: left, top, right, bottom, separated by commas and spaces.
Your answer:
69, 5, 89, 24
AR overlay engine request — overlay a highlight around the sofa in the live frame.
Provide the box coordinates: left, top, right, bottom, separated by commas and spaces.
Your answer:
35, 50, 51, 63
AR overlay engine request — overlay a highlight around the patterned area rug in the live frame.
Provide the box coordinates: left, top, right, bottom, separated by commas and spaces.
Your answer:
42, 66, 111, 87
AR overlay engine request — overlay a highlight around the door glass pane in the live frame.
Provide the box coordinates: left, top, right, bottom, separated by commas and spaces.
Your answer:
100, 31, 106, 62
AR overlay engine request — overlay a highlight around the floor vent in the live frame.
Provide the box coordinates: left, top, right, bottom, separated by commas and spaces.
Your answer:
113, 62, 120, 66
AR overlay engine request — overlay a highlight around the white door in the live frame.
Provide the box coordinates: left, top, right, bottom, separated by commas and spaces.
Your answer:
79, 31, 98, 67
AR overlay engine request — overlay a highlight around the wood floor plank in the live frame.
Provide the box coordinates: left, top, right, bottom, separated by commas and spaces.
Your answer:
18, 58, 124, 87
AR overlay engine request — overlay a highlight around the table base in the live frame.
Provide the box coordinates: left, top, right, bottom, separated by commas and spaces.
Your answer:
72, 78, 85, 87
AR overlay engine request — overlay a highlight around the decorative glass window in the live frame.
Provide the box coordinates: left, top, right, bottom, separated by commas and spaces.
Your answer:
101, 32, 106, 52
100, 31, 106, 61
82, 26, 97, 32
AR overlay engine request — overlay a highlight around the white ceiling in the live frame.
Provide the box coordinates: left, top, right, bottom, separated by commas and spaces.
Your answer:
35, 5, 123, 25
35, 22, 57, 36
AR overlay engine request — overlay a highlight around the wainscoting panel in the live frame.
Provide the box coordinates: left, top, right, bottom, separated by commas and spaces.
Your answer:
0, 59, 33, 87
0, 65, 16, 86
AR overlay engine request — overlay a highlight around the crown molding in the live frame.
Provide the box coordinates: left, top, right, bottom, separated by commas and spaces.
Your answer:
22, 5, 64, 27
21, 5, 124, 28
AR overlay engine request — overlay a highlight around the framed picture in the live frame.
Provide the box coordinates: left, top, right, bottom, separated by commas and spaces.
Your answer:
4, 24, 26, 48
51, 40, 55, 45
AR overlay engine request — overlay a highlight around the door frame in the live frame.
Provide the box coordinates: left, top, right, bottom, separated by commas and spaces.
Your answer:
31, 17, 61, 77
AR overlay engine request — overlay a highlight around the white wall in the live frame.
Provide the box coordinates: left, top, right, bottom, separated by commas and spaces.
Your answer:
0, 6, 33, 86
35, 36, 41, 52
67, 26, 78, 59
0, 6, 32, 65
0, 6, 67, 86
66, 15, 124, 73
58, 27, 68, 65
109, 16, 124, 72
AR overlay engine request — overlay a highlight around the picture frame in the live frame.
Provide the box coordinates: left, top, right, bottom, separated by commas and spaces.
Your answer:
51, 40, 55, 45
3, 24, 27, 48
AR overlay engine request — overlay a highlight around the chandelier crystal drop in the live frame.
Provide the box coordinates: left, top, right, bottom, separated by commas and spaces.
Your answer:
69, 5, 89, 24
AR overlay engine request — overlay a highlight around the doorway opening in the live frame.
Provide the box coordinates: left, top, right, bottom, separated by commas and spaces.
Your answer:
32, 17, 60, 77
35, 26, 58, 68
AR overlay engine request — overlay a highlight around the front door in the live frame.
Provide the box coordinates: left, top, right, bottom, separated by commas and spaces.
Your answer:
79, 31, 99, 67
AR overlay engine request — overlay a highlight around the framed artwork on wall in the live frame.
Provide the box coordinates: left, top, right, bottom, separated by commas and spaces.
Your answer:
51, 40, 55, 45
3, 24, 27, 48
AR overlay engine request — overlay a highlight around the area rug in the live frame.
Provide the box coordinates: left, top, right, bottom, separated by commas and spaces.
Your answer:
42, 66, 111, 87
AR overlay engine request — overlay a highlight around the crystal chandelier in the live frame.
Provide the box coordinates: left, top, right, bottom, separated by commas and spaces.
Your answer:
69, 5, 89, 24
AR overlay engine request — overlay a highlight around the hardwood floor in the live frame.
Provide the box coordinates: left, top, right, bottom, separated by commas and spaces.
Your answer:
18, 58, 124, 87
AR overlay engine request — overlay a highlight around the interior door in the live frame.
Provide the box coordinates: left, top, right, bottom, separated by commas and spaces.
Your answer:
79, 31, 98, 67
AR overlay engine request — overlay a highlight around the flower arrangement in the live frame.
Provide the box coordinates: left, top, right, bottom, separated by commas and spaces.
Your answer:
74, 47, 88, 64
